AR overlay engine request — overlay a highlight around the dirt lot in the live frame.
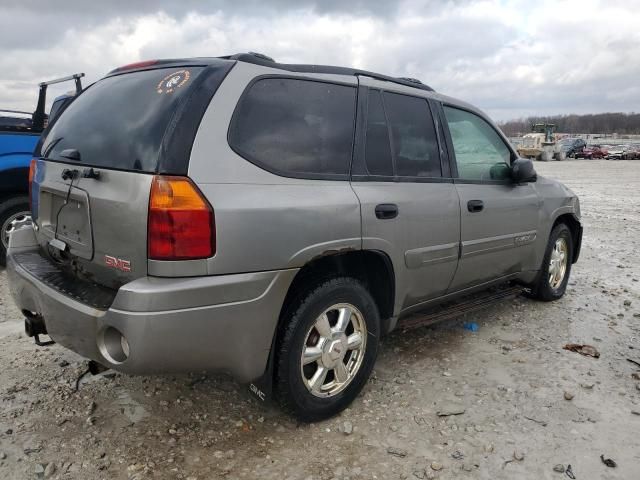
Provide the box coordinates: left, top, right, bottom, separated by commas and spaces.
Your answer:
1, 160, 639, 480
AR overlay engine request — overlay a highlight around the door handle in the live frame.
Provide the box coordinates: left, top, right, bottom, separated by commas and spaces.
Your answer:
375, 203, 398, 219
467, 200, 484, 213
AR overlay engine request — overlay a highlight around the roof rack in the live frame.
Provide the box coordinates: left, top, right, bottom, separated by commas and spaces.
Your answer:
396, 77, 423, 85
222, 52, 434, 92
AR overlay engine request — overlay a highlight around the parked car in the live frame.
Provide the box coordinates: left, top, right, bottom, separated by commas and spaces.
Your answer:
606, 145, 628, 160
6, 53, 583, 421
576, 144, 607, 159
559, 137, 586, 158
623, 145, 640, 160
0, 73, 84, 265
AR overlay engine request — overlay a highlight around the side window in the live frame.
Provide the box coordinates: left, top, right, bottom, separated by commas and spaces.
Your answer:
443, 106, 512, 181
229, 78, 356, 177
383, 92, 441, 178
364, 90, 393, 176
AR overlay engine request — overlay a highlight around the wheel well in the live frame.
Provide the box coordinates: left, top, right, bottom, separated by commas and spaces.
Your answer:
553, 213, 581, 263
280, 250, 395, 327
0, 192, 29, 206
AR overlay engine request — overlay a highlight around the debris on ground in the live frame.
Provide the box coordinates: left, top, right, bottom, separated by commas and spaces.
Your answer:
387, 447, 407, 458
451, 450, 464, 460
436, 405, 465, 416
463, 322, 479, 332
564, 391, 575, 401
553, 464, 565, 473
74, 365, 91, 391
341, 421, 353, 435
563, 343, 600, 358
523, 415, 548, 426
600, 455, 616, 468
565, 464, 576, 479
626, 358, 640, 368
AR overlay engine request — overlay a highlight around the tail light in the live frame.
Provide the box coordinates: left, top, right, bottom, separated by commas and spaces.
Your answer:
148, 176, 215, 261
28, 158, 37, 210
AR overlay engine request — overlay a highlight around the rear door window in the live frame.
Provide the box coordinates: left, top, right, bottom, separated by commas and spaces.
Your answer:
383, 92, 441, 178
364, 90, 394, 176
41, 67, 205, 172
229, 78, 357, 178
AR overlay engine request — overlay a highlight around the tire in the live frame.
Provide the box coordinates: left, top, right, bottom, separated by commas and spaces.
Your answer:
555, 151, 566, 161
530, 223, 573, 301
274, 277, 380, 422
540, 151, 551, 162
0, 196, 31, 267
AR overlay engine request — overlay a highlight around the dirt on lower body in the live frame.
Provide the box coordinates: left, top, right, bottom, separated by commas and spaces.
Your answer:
1, 160, 639, 479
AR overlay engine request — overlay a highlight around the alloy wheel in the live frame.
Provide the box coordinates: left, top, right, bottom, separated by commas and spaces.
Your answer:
300, 303, 367, 398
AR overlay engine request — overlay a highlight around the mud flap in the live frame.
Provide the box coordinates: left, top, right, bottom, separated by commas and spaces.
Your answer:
248, 350, 275, 402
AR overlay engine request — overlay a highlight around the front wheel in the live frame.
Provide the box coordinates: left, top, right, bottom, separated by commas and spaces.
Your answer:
530, 224, 573, 301
0, 196, 31, 267
274, 277, 380, 422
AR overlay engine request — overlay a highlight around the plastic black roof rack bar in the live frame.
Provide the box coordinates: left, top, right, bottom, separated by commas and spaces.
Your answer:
221, 52, 435, 92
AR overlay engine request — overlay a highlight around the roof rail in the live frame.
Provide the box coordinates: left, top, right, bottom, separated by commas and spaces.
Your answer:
223, 52, 434, 92
396, 77, 423, 85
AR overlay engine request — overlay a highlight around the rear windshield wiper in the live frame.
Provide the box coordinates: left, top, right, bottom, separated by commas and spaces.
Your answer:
42, 136, 63, 158
59, 148, 81, 161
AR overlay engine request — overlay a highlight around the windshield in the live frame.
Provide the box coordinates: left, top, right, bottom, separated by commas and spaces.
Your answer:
41, 67, 204, 172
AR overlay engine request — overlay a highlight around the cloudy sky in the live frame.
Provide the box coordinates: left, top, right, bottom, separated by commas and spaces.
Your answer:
1, 0, 638, 121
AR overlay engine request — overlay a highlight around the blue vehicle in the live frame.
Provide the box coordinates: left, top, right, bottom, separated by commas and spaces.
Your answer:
0, 73, 84, 265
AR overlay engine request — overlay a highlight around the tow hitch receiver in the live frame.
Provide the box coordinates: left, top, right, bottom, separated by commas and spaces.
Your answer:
24, 312, 55, 347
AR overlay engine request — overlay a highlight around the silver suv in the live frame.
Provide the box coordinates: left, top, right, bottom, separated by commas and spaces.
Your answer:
6, 53, 582, 421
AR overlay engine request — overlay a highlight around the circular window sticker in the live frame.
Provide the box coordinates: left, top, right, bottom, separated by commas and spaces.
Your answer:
157, 69, 191, 94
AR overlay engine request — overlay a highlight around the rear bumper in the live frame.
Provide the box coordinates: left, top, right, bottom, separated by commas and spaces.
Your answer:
7, 228, 297, 383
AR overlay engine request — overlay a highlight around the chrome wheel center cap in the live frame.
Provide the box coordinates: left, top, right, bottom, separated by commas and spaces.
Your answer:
323, 336, 347, 367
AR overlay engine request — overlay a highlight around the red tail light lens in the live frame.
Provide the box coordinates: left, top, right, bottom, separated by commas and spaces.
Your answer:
148, 176, 215, 261
28, 158, 37, 210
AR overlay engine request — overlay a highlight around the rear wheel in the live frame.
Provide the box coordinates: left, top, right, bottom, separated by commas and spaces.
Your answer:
540, 151, 551, 162
0, 196, 31, 267
555, 151, 567, 161
530, 224, 573, 301
274, 277, 380, 422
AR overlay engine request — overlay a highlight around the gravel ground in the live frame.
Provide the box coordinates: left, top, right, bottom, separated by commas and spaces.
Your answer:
1, 159, 639, 480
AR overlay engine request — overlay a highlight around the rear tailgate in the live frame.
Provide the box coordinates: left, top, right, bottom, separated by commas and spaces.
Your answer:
33, 160, 152, 289
31, 61, 234, 291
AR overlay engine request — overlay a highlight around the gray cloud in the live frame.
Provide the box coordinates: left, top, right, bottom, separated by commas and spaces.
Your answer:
0, 0, 638, 121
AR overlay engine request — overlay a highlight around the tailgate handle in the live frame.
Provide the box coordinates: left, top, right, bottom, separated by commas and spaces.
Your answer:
375, 203, 398, 219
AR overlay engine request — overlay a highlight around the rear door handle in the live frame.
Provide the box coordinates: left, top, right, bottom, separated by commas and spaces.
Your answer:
375, 203, 398, 219
467, 200, 484, 213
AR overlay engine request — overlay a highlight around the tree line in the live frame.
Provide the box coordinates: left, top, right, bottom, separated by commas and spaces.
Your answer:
498, 112, 640, 136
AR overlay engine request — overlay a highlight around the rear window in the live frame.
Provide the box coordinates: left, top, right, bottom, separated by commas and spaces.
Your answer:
229, 78, 357, 178
41, 67, 205, 172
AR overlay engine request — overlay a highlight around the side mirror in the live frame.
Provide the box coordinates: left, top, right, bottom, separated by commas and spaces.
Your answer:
511, 157, 537, 183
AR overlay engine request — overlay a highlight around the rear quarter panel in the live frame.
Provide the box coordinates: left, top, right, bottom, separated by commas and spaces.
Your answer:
185, 62, 362, 275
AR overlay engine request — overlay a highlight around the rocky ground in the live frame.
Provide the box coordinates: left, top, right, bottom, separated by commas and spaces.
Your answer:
1, 159, 639, 480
